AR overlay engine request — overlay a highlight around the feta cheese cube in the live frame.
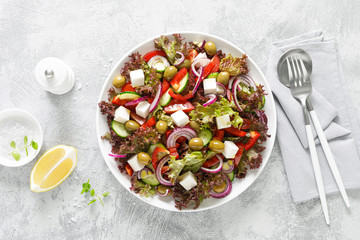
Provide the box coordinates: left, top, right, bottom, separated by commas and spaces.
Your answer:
130, 69, 145, 87
203, 78, 217, 95
216, 114, 231, 129
135, 101, 150, 118
179, 171, 197, 191
127, 155, 145, 172
114, 106, 130, 124
223, 141, 239, 159
171, 110, 189, 127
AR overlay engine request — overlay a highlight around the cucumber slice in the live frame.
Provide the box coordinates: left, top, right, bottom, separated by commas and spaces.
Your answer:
141, 172, 160, 186
148, 56, 170, 73
173, 73, 189, 93
198, 129, 212, 146
118, 91, 141, 101
227, 171, 235, 181
111, 120, 130, 137
148, 143, 167, 155
159, 89, 172, 107
207, 72, 219, 79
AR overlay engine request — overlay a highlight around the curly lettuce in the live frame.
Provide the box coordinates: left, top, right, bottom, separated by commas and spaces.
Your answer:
219, 54, 249, 76
154, 34, 189, 64
155, 109, 175, 128
168, 155, 186, 184
130, 176, 155, 198
189, 97, 243, 129
182, 151, 205, 173
118, 127, 160, 154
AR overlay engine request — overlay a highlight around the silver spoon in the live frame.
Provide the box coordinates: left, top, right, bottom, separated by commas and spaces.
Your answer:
277, 49, 350, 208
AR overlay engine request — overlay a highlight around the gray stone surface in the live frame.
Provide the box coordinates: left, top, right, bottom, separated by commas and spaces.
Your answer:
1, 0, 360, 239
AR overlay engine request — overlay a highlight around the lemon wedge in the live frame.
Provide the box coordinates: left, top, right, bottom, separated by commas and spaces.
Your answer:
30, 145, 77, 192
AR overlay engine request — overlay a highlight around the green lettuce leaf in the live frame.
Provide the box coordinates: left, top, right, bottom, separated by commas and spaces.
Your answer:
182, 151, 205, 173
130, 179, 155, 198
219, 54, 249, 76
155, 109, 175, 128
189, 97, 243, 129
168, 156, 186, 184
154, 34, 188, 64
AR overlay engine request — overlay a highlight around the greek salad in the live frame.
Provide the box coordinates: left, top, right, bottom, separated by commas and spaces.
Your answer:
99, 34, 269, 210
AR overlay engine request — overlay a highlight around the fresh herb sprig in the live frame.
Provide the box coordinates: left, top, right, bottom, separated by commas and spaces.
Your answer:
81, 179, 110, 206
9, 136, 38, 161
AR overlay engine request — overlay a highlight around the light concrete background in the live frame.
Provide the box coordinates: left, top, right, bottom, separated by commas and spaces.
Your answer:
1, 0, 360, 239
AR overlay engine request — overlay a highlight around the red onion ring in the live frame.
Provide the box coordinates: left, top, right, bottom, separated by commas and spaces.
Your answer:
108, 153, 127, 158
221, 161, 235, 174
232, 78, 244, 112
155, 186, 171, 197
192, 66, 204, 94
166, 127, 197, 148
137, 167, 153, 179
124, 95, 149, 108
228, 77, 236, 89
149, 83, 162, 113
203, 94, 217, 107
155, 155, 173, 186
191, 58, 210, 77
216, 82, 226, 97
210, 173, 232, 198
173, 51, 185, 66
200, 155, 223, 173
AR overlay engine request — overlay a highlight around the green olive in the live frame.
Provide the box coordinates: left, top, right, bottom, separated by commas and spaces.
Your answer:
157, 185, 171, 195
137, 152, 151, 165
164, 66, 178, 80
213, 180, 227, 193
125, 120, 140, 132
176, 59, 191, 70
189, 121, 200, 133
113, 75, 126, 88
189, 138, 204, 150
204, 41, 217, 56
217, 72, 230, 86
155, 120, 168, 134
208, 140, 225, 153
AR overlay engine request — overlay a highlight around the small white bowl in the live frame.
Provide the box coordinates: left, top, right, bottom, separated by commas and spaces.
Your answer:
0, 109, 43, 167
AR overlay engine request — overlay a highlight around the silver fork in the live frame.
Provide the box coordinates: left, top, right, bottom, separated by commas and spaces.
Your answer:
287, 55, 330, 225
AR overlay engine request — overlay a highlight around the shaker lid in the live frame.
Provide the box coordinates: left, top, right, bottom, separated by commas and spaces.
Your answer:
34, 57, 69, 91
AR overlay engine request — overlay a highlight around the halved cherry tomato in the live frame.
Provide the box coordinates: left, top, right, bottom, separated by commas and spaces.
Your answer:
234, 143, 245, 167
152, 147, 168, 169
164, 99, 194, 114
112, 95, 127, 106
203, 62, 215, 79
168, 89, 193, 100
202, 155, 221, 168
125, 164, 134, 176
212, 129, 225, 141
140, 116, 156, 129
210, 55, 220, 73
224, 127, 247, 137
143, 50, 166, 62
162, 80, 170, 95
170, 68, 187, 90
121, 82, 136, 92
240, 119, 252, 130
161, 166, 170, 174
187, 50, 198, 62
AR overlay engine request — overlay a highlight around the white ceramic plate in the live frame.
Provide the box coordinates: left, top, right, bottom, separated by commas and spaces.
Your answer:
96, 32, 277, 212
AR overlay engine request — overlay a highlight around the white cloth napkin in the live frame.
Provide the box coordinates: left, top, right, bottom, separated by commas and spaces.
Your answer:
266, 31, 360, 203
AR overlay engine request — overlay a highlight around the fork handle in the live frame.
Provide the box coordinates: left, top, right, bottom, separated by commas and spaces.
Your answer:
308, 108, 351, 208
305, 123, 330, 225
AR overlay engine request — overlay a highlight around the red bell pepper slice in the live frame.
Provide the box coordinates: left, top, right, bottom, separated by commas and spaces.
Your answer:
187, 50, 198, 62
147, 97, 154, 104
169, 147, 179, 159
168, 89, 194, 100
141, 116, 156, 129
164, 99, 194, 114
234, 143, 245, 167
170, 68, 188, 90
224, 127, 247, 137
152, 147, 168, 169
143, 50, 166, 62
210, 55, 220, 73
125, 164, 134, 176
162, 80, 170, 95
121, 82, 136, 92
203, 62, 215, 79
112, 95, 127, 106
161, 166, 170, 174
212, 129, 225, 141
240, 119, 252, 130
202, 155, 221, 168
244, 131, 260, 151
